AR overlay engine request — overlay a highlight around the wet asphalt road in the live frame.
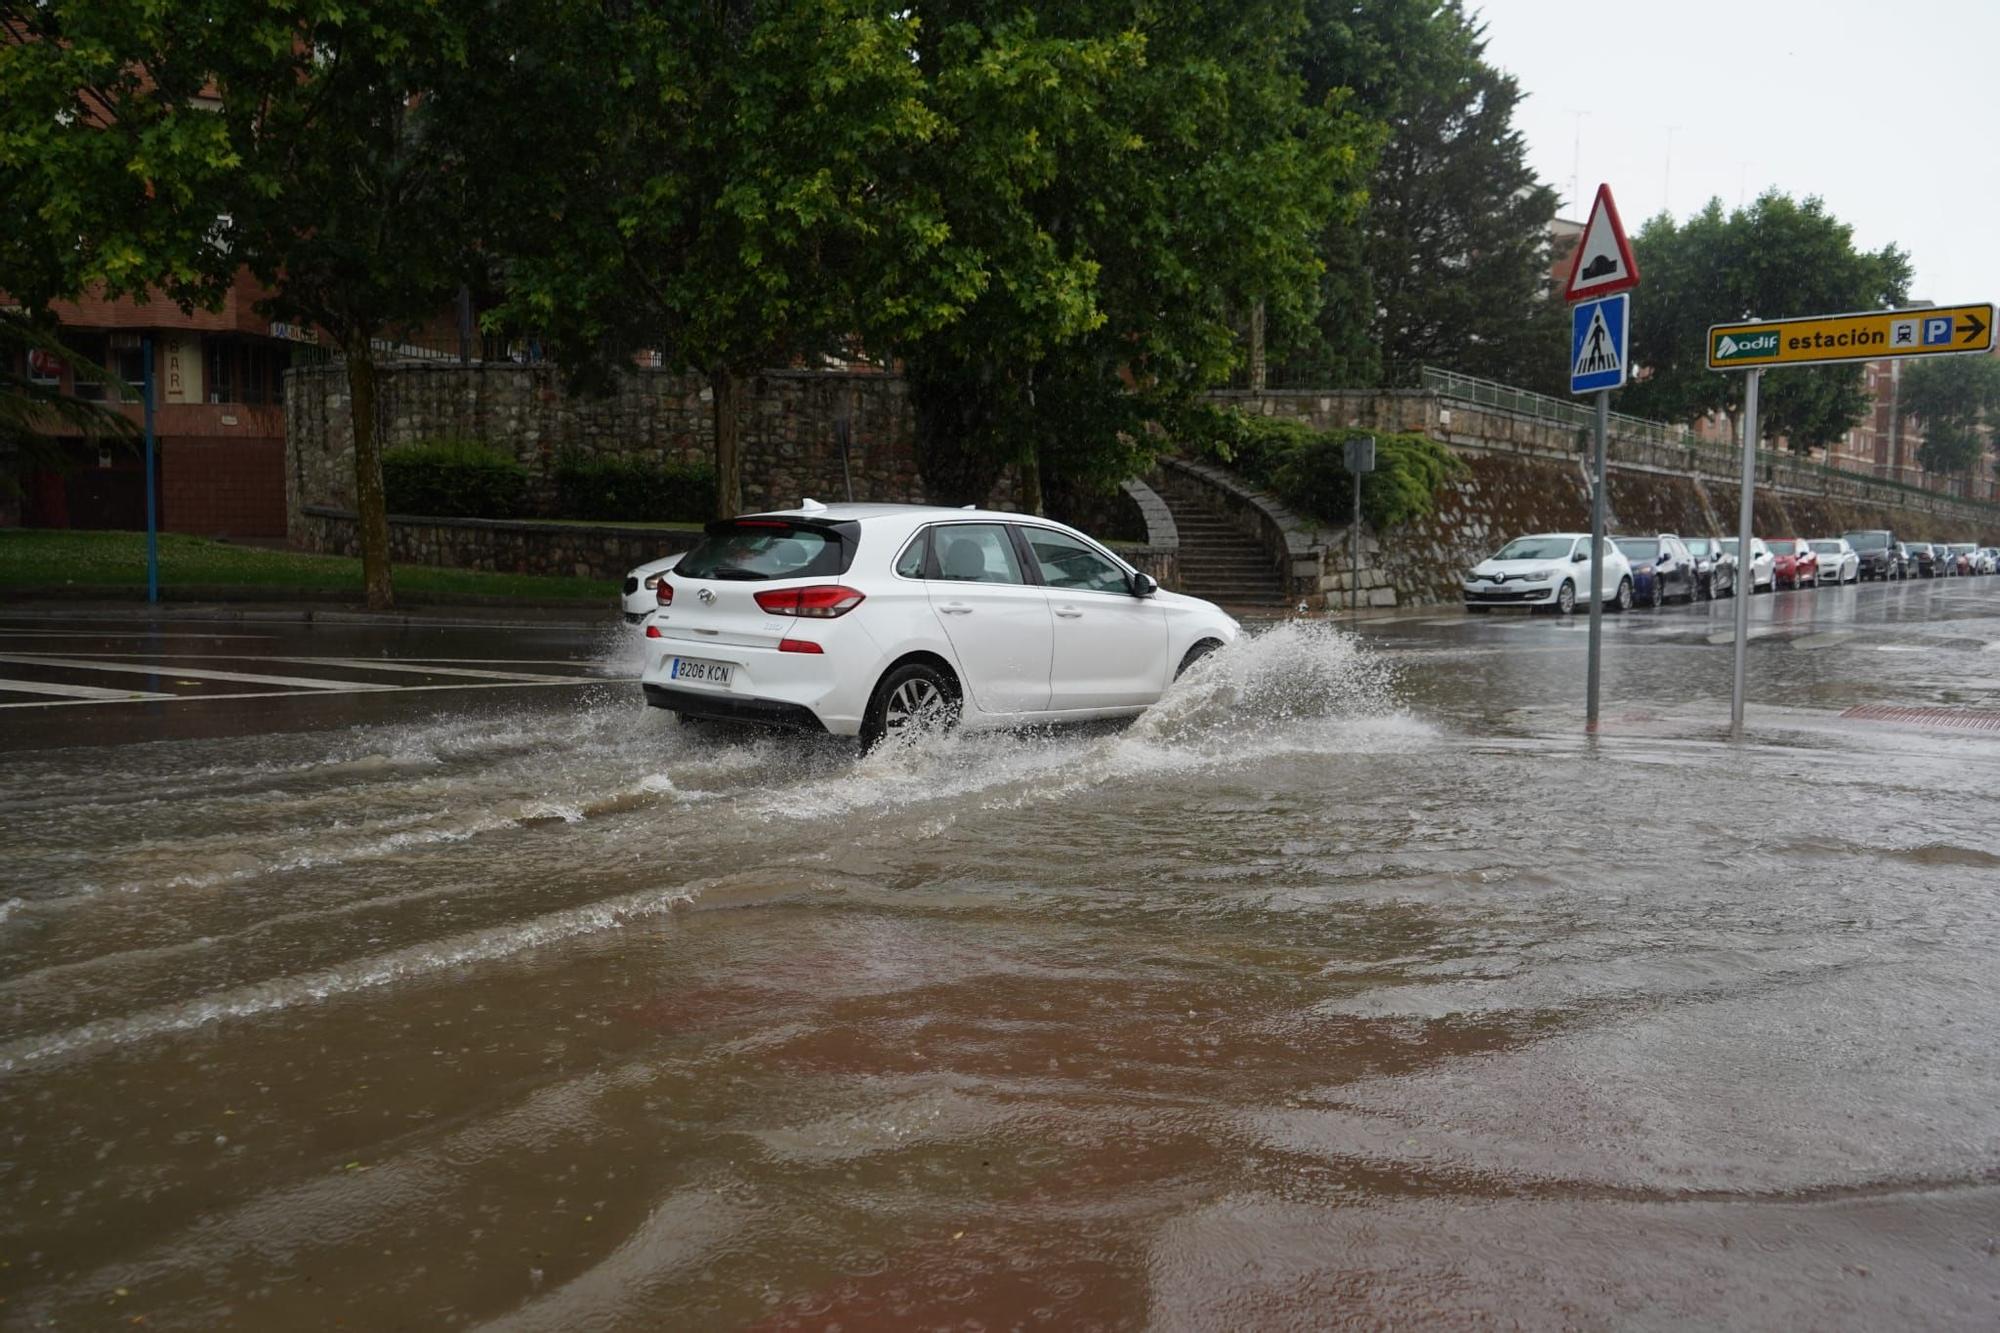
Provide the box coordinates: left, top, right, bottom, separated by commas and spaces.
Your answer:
3, 578, 2000, 1329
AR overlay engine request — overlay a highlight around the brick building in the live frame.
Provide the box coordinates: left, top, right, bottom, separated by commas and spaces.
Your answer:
10, 274, 312, 537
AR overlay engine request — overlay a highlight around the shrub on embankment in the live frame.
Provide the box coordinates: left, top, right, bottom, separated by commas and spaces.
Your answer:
1178, 405, 1465, 529
381, 440, 716, 523
552, 451, 716, 523
382, 439, 533, 519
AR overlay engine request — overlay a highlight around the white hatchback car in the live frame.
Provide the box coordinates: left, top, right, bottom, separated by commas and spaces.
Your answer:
639, 502, 1239, 746
1463, 532, 1633, 614
1720, 537, 1776, 593
620, 553, 684, 625
1809, 538, 1859, 585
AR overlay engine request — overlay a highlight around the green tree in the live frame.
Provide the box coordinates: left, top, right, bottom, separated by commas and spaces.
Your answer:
1279, 0, 1562, 392
3, 0, 505, 609
896, 0, 1376, 508
489, 0, 980, 519
1625, 192, 1911, 453
1902, 354, 2000, 476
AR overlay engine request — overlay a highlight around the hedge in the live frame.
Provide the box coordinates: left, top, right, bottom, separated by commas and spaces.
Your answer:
553, 451, 716, 523
382, 439, 531, 519
1177, 405, 1464, 530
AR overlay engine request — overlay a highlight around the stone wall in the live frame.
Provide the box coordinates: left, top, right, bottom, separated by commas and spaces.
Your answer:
299, 505, 702, 581
284, 365, 2000, 607
286, 363, 925, 543
1213, 389, 2000, 607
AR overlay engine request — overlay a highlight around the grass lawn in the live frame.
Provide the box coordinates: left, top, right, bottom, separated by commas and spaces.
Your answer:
0, 529, 614, 602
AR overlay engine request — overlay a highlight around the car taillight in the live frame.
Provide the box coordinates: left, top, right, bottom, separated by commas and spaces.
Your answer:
645, 624, 662, 639
754, 585, 865, 618
778, 638, 823, 654
656, 580, 673, 607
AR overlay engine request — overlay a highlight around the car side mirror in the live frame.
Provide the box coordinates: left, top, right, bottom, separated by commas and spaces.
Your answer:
1572, 551, 1588, 562
1130, 571, 1158, 598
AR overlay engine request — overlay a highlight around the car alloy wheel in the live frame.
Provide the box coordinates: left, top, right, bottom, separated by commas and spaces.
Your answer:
861, 662, 960, 751
1612, 577, 1633, 612
1556, 580, 1576, 615
1648, 578, 1663, 609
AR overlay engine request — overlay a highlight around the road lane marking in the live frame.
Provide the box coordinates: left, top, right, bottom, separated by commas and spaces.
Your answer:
0, 654, 397, 692
269, 657, 592, 682
0, 677, 633, 710
0, 678, 175, 701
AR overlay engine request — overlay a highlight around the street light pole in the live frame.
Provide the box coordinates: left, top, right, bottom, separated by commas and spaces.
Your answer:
142, 334, 158, 605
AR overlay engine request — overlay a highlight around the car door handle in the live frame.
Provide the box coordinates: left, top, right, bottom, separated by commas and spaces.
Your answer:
938, 603, 973, 615
1054, 607, 1083, 618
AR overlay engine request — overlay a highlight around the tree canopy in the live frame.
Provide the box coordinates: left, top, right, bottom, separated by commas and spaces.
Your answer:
1278, 0, 1563, 393
1624, 192, 1911, 452
1902, 354, 2000, 476
891, 0, 1377, 509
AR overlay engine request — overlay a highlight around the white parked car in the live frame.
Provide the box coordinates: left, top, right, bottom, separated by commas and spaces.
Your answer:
1462, 532, 1633, 615
1719, 537, 1776, 593
621, 553, 684, 625
639, 502, 1239, 746
1809, 538, 1859, 585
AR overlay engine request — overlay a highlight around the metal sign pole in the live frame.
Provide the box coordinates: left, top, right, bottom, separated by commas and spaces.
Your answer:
1729, 368, 1760, 731
1351, 476, 1360, 618
143, 334, 158, 605
1586, 388, 1608, 727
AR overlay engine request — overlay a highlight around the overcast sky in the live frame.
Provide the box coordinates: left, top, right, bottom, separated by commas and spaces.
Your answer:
1472, 0, 1996, 306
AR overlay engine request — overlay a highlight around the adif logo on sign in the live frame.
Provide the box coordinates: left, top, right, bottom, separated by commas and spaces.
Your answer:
1714, 330, 1779, 361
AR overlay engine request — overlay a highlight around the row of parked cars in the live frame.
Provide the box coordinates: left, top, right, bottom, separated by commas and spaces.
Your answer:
1462, 528, 1999, 613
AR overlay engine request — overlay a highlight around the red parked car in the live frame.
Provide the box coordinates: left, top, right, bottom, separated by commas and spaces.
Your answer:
1765, 537, 1819, 589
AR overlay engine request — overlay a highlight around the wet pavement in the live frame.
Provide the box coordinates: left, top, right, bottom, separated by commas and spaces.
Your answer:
3, 579, 2000, 1329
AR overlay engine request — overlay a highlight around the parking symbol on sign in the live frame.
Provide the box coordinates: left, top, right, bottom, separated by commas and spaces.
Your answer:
1890, 319, 1918, 348
1923, 317, 1953, 346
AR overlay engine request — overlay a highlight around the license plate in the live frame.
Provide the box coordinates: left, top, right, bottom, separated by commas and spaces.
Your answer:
668, 656, 733, 687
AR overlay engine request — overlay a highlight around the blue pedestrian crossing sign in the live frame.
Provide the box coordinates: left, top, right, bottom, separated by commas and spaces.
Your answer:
1571, 293, 1629, 394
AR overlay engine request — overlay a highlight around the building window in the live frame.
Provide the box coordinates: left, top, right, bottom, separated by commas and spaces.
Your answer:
112, 341, 147, 402
26, 347, 63, 387
68, 333, 108, 401
205, 338, 236, 404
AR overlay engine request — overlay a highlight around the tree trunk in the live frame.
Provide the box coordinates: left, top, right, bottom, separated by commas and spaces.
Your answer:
1017, 445, 1044, 516
908, 354, 1009, 506
711, 364, 746, 518
345, 342, 394, 611
1248, 298, 1267, 391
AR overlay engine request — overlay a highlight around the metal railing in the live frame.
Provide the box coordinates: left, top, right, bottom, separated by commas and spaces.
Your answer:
1417, 366, 1701, 449
1415, 364, 2000, 513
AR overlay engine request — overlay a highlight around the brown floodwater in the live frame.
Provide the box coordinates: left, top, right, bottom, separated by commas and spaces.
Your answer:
4, 610, 2000, 1329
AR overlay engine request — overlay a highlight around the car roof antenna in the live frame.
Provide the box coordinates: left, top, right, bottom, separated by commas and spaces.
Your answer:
799, 497, 827, 513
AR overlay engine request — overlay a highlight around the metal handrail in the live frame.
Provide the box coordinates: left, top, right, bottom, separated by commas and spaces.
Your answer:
1418, 365, 2000, 513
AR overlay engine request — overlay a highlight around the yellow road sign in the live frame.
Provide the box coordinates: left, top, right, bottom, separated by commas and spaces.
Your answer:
1707, 303, 1993, 371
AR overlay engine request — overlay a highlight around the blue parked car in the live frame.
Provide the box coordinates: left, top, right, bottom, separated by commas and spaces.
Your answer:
1613, 533, 1699, 607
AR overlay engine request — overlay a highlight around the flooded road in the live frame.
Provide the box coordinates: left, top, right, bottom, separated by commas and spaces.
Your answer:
5, 582, 2000, 1329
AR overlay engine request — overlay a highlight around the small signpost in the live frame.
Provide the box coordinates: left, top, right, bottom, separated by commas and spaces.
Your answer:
1564, 184, 1640, 729
1344, 435, 1375, 616
1707, 300, 1995, 731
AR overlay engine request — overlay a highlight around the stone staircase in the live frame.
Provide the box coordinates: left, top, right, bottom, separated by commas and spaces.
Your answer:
1152, 469, 1290, 608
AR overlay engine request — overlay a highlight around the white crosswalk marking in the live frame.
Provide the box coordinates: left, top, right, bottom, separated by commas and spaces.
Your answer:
0, 648, 624, 711
0, 654, 397, 692
0, 678, 175, 701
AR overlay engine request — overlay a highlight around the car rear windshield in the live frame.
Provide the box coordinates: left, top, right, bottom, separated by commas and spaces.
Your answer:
1494, 537, 1574, 561
1846, 531, 1889, 550
672, 519, 857, 581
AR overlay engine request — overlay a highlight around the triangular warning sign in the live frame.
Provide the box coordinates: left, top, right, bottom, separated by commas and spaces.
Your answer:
1565, 183, 1640, 301
1573, 306, 1620, 377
